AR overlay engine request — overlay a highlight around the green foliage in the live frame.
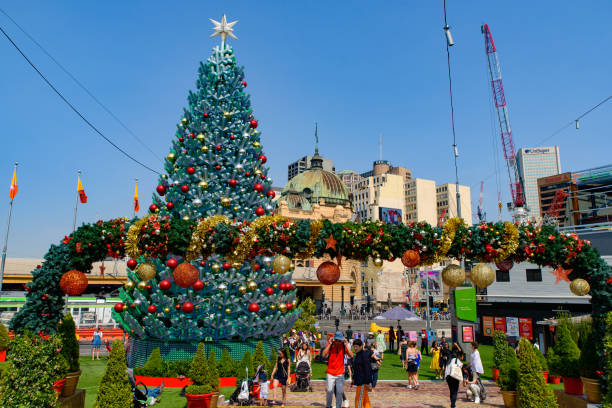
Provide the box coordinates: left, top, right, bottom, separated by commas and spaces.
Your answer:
236, 351, 254, 380
578, 326, 599, 378
497, 346, 519, 391
493, 330, 507, 368
604, 312, 612, 406
291, 298, 316, 334
207, 350, 220, 390
0, 332, 68, 407
95, 339, 132, 408
252, 341, 269, 375
517, 338, 558, 408
142, 348, 164, 377
133, 359, 191, 377
534, 347, 548, 371
218, 348, 235, 377
548, 319, 581, 377
186, 343, 212, 395
267, 350, 277, 377
0, 324, 10, 351
58, 313, 80, 372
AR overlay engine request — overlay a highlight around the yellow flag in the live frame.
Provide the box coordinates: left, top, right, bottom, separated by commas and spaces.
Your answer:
9, 167, 17, 200
134, 182, 140, 212
77, 175, 87, 203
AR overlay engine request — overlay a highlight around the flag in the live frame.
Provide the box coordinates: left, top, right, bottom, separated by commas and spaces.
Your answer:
134, 182, 140, 213
77, 175, 87, 204
9, 167, 17, 200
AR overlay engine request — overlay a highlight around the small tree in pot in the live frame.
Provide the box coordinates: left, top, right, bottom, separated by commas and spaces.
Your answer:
492, 330, 507, 380
95, 339, 132, 408
185, 343, 213, 408
58, 313, 81, 397
207, 350, 220, 408
517, 338, 558, 408
534, 347, 549, 382
497, 346, 519, 408
579, 326, 602, 403
549, 320, 582, 394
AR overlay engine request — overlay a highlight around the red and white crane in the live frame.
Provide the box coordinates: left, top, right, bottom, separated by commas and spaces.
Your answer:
481, 24, 527, 222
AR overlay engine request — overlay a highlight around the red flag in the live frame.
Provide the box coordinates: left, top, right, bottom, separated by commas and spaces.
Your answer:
77, 175, 87, 204
9, 167, 17, 200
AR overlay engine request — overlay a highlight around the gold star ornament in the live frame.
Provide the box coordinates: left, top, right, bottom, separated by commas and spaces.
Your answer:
210, 15, 238, 44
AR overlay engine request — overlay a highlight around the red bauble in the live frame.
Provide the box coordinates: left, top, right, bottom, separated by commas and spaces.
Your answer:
230, 134, 236, 140
181, 185, 189, 193
215, 165, 221, 171
286, 302, 293, 310
253, 263, 260, 271
222, 262, 231, 270
187, 167, 195, 175
255, 207, 265, 217
265, 287, 274, 295
200, 261, 206, 266
242, 81, 247, 87
258, 155, 267, 164
156, 185, 166, 195
216, 145, 222, 151
248, 303, 260, 313
148, 305, 157, 313
203, 112, 209, 118
495, 259, 514, 272
114, 303, 125, 312
127, 259, 138, 270
287, 284, 294, 291
175, 304, 181, 310
193, 280, 204, 291
59, 269, 88, 296
260, 174, 266, 180
250, 120, 258, 129
245, 172, 251, 177
279, 282, 286, 291
173, 262, 199, 288
229, 179, 237, 187
316, 261, 341, 285
166, 258, 179, 269
254, 184, 264, 193
159, 280, 172, 290
267, 190, 276, 199
189, 132, 195, 139
182, 302, 194, 313
166, 202, 174, 210
149, 204, 158, 212
401, 250, 421, 268
146, 284, 152, 290
178, 137, 184, 143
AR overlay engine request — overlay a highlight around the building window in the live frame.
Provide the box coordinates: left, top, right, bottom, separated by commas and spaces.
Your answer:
526, 268, 542, 282
496, 269, 510, 282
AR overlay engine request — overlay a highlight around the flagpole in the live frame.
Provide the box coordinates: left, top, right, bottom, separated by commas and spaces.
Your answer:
72, 170, 81, 232
0, 162, 18, 293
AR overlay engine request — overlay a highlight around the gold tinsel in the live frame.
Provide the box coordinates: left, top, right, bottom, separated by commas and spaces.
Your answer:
229, 215, 288, 263
295, 219, 323, 259
126, 217, 150, 259
477, 221, 519, 263
429, 217, 465, 265
185, 215, 229, 261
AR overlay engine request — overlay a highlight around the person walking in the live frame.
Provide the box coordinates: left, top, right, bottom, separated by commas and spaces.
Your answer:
444, 344, 463, 408
430, 341, 442, 379
351, 339, 372, 408
404, 341, 421, 390
322, 331, 353, 408
375, 330, 386, 353
397, 325, 404, 342
469, 341, 484, 377
92, 326, 103, 360
398, 336, 408, 368
388, 326, 396, 352
420, 328, 429, 356
271, 348, 291, 407
369, 343, 382, 390
346, 325, 354, 344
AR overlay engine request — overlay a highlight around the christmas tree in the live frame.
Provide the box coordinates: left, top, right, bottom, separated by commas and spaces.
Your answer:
111, 16, 299, 343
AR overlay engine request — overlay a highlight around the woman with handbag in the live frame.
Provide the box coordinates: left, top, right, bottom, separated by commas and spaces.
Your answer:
444, 344, 463, 408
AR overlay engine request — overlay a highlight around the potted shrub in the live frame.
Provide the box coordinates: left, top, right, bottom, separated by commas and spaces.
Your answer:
59, 313, 81, 397
236, 350, 254, 381
517, 338, 558, 408
546, 348, 561, 384
185, 342, 213, 408
497, 346, 519, 408
0, 323, 10, 362
208, 350, 220, 408
141, 348, 164, 376
534, 347, 549, 383
552, 319, 582, 395
604, 312, 612, 406
579, 328, 602, 403
95, 339, 132, 407
492, 330, 507, 381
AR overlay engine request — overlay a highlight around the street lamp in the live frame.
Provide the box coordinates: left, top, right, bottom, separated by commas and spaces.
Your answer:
341, 286, 345, 315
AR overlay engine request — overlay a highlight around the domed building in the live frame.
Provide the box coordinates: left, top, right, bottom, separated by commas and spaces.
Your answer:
276, 145, 361, 313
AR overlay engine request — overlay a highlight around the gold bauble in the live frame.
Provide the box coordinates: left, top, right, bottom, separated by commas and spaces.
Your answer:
137, 281, 148, 290
253, 141, 260, 148
272, 283, 278, 289
247, 281, 258, 291
238, 285, 247, 294
211, 263, 221, 272
254, 169, 262, 176
373, 257, 383, 268
122, 305, 129, 311
223, 111, 232, 119
279, 303, 287, 312
225, 308, 232, 314
221, 197, 231, 207
124, 280, 135, 290
181, 117, 188, 125
270, 304, 277, 311
232, 262, 242, 269
292, 299, 297, 306
196, 133, 205, 141
470, 263, 495, 288
182, 216, 190, 221
198, 180, 209, 189
233, 206, 240, 211
442, 264, 466, 288
569, 278, 590, 296
167, 153, 176, 162
136, 262, 157, 281
163, 307, 171, 313
201, 145, 209, 153
272, 255, 292, 274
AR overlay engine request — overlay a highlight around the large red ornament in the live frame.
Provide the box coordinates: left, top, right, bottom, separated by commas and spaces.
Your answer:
215, 165, 221, 171
148, 305, 157, 313
250, 120, 258, 129
149, 204, 158, 212
254, 184, 264, 193
182, 302, 194, 313
316, 262, 341, 285
181, 185, 189, 193
178, 137, 184, 143
127, 259, 138, 270
187, 167, 196, 175
265, 287, 274, 295
159, 280, 172, 291
114, 303, 125, 312
248, 303, 260, 313
166, 202, 174, 210
286, 302, 293, 310
258, 155, 267, 164
193, 280, 204, 291
156, 185, 166, 195
267, 190, 275, 199
401, 250, 421, 268
59, 270, 88, 296
229, 179, 237, 187
173, 262, 199, 288
203, 112, 209, 118
495, 259, 514, 272
242, 81, 247, 87
255, 207, 265, 217
222, 262, 231, 270
166, 258, 178, 269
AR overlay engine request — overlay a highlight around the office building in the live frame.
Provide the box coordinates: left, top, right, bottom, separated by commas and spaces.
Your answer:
287, 155, 335, 181
405, 178, 437, 224
436, 183, 473, 224
336, 170, 362, 193
516, 146, 562, 219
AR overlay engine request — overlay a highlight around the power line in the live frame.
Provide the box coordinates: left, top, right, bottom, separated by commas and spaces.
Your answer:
0, 8, 162, 164
0, 24, 160, 175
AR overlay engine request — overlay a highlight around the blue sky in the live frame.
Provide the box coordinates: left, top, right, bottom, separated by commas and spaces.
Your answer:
0, 1, 610, 258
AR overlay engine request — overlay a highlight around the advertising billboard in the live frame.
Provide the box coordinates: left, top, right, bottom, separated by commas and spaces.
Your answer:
418, 269, 443, 301
482, 316, 494, 336
454, 288, 477, 322
379, 207, 403, 225
519, 318, 533, 340
506, 317, 519, 337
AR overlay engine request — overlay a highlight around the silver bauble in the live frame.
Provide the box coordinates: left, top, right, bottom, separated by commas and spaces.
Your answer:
262, 256, 273, 267
193, 198, 202, 207
218, 283, 227, 291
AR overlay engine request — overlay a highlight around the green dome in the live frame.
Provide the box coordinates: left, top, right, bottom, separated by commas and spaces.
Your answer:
282, 166, 350, 209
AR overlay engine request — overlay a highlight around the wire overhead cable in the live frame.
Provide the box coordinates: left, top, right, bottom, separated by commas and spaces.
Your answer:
0, 24, 160, 175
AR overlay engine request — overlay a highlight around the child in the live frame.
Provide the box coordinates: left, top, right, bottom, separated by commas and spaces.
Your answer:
258, 369, 269, 406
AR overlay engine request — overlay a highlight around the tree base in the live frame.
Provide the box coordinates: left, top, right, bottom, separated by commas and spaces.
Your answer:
126, 337, 281, 368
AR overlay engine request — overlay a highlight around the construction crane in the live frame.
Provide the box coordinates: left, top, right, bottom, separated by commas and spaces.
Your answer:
476, 181, 486, 222
542, 190, 569, 227
481, 24, 528, 223
438, 208, 447, 228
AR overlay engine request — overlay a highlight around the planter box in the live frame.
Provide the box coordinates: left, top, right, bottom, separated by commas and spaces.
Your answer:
562, 377, 583, 396
0, 350, 6, 362
492, 367, 500, 381
549, 375, 562, 384
542, 370, 549, 383
185, 392, 213, 408
580, 377, 601, 404
134, 375, 238, 388
553, 388, 587, 408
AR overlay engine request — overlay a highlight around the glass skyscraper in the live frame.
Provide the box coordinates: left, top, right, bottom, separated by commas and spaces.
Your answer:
516, 146, 562, 219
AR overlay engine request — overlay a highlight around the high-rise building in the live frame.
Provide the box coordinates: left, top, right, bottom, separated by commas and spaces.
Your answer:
516, 147, 561, 219
405, 178, 437, 224
337, 170, 362, 194
436, 183, 473, 224
287, 155, 335, 181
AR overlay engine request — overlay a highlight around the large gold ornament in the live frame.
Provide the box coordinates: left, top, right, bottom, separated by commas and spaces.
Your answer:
247, 280, 258, 291
272, 255, 291, 274
211, 263, 221, 272
569, 278, 590, 296
373, 257, 383, 268
278, 303, 287, 312
238, 285, 247, 294
137, 281, 148, 290
201, 145, 209, 153
196, 133, 205, 141
442, 264, 465, 288
136, 262, 157, 281
167, 153, 176, 162
221, 197, 231, 207
124, 280, 135, 290
198, 180, 209, 189
470, 263, 495, 288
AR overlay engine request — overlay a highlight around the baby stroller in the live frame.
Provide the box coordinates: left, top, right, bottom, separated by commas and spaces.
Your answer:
127, 368, 163, 407
291, 360, 312, 392
230, 366, 257, 406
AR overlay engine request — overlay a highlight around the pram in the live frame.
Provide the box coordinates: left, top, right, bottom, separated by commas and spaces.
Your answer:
230, 366, 261, 406
291, 360, 312, 392
127, 368, 163, 407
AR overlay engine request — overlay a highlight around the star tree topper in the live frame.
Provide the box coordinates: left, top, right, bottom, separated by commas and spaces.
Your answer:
210, 14, 238, 45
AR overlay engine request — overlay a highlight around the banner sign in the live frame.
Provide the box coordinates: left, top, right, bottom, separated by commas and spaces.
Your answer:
506, 317, 519, 337
494, 316, 506, 332
462, 326, 474, 343
418, 269, 443, 300
408, 331, 417, 342
379, 207, 403, 225
482, 316, 494, 336
519, 317, 533, 340
454, 288, 477, 322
